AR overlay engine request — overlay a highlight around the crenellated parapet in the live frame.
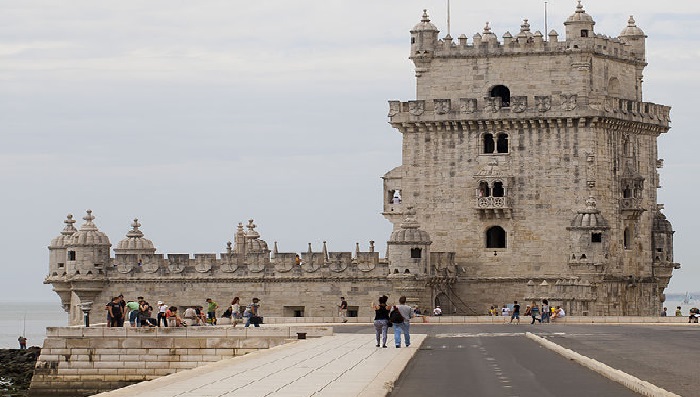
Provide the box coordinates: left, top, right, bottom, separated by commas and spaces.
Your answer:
388, 96, 670, 132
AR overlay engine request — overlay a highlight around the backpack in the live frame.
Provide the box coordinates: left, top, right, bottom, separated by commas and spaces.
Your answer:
222, 307, 233, 318
389, 306, 404, 324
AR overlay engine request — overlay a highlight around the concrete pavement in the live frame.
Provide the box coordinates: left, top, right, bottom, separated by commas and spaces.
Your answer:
94, 333, 426, 397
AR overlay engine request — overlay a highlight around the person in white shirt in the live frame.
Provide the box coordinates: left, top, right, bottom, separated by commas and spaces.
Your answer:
552, 306, 566, 321
433, 306, 443, 316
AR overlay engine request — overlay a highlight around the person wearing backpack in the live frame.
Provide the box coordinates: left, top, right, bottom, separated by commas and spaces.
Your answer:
389, 296, 414, 348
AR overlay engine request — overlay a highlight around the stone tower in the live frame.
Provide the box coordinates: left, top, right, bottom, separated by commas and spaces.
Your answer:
383, 2, 679, 315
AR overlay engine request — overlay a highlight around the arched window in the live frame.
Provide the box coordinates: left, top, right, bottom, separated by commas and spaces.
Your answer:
492, 181, 504, 197
478, 181, 491, 197
410, 248, 422, 259
486, 226, 507, 248
483, 133, 495, 154
490, 85, 510, 107
624, 227, 632, 250
496, 133, 509, 153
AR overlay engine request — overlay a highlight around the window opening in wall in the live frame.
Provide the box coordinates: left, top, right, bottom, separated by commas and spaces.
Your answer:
580, 254, 587, 259
410, 248, 422, 259
591, 233, 602, 243
404, 269, 411, 274
389, 189, 402, 204
623, 187, 632, 199
496, 134, 509, 153
486, 226, 507, 248
478, 181, 491, 197
483, 133, 495, 154
58, 263, 65, 268
411, 37, 415, 44
68, 251, 76, 261
656, 248, 663, 253
492, 181, 504, 197
581, 30, 589, 37
623, 227, 631, 249
490, 85, 510, 107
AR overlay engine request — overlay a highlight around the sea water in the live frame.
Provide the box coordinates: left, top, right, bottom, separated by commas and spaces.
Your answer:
0, 302, 67, 349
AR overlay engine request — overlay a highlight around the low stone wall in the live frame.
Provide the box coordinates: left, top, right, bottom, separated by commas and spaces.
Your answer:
28, 325, 332, 397
260, 315, 694, 324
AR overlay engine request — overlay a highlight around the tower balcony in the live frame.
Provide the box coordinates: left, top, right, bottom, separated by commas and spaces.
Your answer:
475, 196, 512, 219
620, 197, 645, 220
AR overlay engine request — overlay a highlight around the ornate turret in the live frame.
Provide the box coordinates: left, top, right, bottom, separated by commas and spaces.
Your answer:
619, 15, 646, 61
48, 214, 77, 278
387, 207, 432, 276
114, 218, 156, 255
564, 1, 595, 41
64, 210, 111, 277
244, 219, 269, 254
410, 9, 439, 77
567, 197, 610, 275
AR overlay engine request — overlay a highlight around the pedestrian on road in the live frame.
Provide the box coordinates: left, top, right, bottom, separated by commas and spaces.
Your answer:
372, 295, 390, 348
541, 299, 550, 323
339, 296, 348, 323
510, 301, 520, 324
530, 303, 541, 324
390, 296, 414, 348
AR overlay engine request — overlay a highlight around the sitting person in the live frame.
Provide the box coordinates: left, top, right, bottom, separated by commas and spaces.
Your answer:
166, 306, 185, 327
433, 306, 442, 316
689, 308, 699, 323
183, 307, 200, 325
551, 306, 566, 321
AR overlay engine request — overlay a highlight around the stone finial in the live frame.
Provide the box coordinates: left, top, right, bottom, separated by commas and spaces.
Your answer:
61, 214, 77, 235
245, 219, 260, 239
576, 0, 584, 13
307, 242, 312, 253
80, 210, 98, 231
322, 241, 328, 261
483, 21, 492, 34
520, 19, 531, 33
369, 240, 375, 253
226, 241, 232, 254
273, 241, 279, 255
627, 15, 636, 27
236, 222, 245, 236
421, 9, 430, 23
126, 218, 144, 238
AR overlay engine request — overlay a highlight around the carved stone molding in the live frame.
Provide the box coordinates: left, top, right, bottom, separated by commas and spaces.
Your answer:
460, 98, 477, 113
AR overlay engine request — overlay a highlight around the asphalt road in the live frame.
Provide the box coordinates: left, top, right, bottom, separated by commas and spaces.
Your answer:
336, 322, 699, 397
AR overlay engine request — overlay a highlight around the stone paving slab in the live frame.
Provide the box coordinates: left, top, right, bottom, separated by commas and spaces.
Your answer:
94, 333, 426, 397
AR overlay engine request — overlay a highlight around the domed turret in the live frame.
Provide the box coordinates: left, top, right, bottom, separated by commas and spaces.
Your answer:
114, 218, 156, 255
619, 16, 646, 61
652, 207, 675, 263
410, 9, 439, 76
564, 1, 595, 41
387, 207, 431, 275
244, 219, 269, 254
64, 210, 111, 276
567, 197, 609, 268
48, 214, 78, 277
570, 196, 608, 228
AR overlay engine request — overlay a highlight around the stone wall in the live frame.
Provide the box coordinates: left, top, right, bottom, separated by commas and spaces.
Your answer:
28, 325, 332, 397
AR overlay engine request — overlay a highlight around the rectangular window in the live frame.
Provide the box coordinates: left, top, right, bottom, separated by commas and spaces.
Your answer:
591, 233, 602, 243
68, 251, 76, 261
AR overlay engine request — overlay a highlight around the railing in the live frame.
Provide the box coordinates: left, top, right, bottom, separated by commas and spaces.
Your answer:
476, 196, 508, 209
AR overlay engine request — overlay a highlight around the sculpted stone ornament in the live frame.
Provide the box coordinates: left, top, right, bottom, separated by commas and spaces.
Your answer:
511, 96, 527, 113
561, 94, 577, 111
194, 256, 213, 273
167, 256, 186, 274
246, 255, 266, 273
328, 252, 350, 272
434, 99, 451, 115
408, 100, 425, 116
460, 98, 477, 113
484, 97, 502, 113
140, 256, 159, 273
115, 258, 134, 274
535, 96, 551, 112
302, 253, 323, 273
388, 101, 400, 117
220, 256, 238, 273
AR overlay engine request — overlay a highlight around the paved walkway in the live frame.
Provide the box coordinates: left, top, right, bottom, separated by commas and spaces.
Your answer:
94, 333, 426, 397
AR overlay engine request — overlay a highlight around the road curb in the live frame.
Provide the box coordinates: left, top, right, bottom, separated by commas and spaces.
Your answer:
525, 332, 680, 397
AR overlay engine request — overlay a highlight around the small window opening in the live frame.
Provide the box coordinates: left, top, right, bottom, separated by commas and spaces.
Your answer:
581, 30, 588, 38
496, 134, 509, 153
655, 248, 663, 253
623, 187, 632, 199
58, 263, 65, 268
623, 227, 631, 249
580, 254, 587, 259
486, 226, 507, 248
68, 251, 76, 261
389, 189, 402, 204
478, 181, 491, 197
411, 37, 415, 44
404, 269, 411, 274
394, 269, 399, 274
483, 133, 495, 154
591, 233, 602, 243
490, 85, 510, 107
492, 181, 504, 197
572, 254, 576, 259
410, 248, 422, 259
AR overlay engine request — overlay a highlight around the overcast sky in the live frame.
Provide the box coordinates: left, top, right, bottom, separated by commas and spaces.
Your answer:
1, 1, 698, 304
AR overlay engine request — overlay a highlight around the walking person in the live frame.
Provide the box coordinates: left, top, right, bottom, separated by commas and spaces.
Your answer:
339, 296, 348, 323
510, 300, 520, 325
530, 302, 541, 324
157, 301, 168, 327
205, 298, 218, 325
541, 299, 550, 323
372, 295, 390, 348
230, 296, 242, 327
390, 296, 414, 348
